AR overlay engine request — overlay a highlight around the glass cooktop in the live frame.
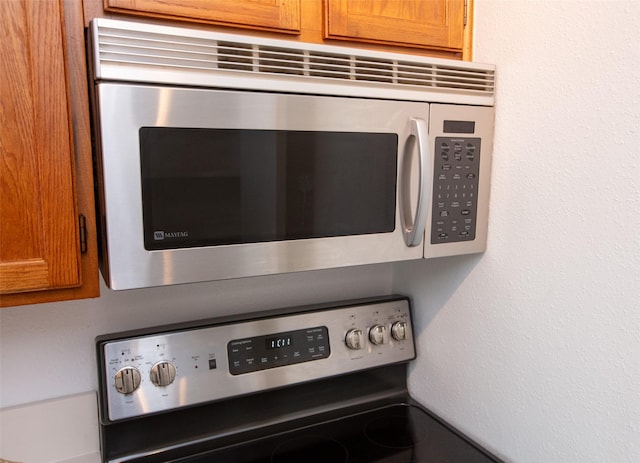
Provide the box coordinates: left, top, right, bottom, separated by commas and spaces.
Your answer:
174, 403, 500, 463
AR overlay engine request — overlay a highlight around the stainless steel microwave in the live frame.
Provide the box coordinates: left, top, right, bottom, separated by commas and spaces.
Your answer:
89, 19, 496, 290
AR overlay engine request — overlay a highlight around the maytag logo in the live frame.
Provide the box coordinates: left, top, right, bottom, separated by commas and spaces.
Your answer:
153, 231, 189, 240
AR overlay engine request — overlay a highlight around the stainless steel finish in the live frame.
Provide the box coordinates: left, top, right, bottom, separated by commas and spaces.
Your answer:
90, 18, 495, 106
95, 84, 427, 290
401, 118, 431, 247
424, 104, 495, 258
369, 325, 389, 345
345, 329, 365, 350
114, 367, 141, 394
391, 321, 408, 341
90, 18, 496, 290
150, 361, 177, 387
101, 298, 414, 421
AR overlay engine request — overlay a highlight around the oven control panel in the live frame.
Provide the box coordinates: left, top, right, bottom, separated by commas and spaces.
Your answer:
98, 296, 415, 422
228, 326, 330, 375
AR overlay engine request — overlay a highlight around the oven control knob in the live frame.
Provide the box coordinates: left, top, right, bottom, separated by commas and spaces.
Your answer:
150, 361, 177, 387
369, 324, 388, 346
114, 366, 141, 394
345, 329, 365, 350
391, 321, 409, 341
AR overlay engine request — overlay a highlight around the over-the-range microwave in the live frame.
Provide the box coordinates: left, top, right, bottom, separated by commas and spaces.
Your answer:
88, 18, 496, 290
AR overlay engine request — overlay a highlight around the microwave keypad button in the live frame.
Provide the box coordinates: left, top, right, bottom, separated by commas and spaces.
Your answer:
431, 136, 481, 244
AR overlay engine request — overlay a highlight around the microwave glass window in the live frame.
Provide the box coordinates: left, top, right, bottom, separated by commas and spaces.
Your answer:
139, 128, 398, 250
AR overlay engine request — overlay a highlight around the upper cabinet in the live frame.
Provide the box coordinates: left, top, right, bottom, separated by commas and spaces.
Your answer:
104, 0, 302, 34
324, 0, 465, 53
0, 0, 99, 307
89, 0, 471, 60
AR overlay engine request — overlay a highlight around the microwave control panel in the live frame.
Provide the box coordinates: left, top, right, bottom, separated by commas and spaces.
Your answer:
431, 137, 482, 244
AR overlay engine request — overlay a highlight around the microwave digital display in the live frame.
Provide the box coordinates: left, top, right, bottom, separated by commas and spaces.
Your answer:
443, 120, 476, 134
140, 128, 398, 251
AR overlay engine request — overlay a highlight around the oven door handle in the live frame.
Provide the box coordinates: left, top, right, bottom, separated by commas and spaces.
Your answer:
400, 117, 431, 247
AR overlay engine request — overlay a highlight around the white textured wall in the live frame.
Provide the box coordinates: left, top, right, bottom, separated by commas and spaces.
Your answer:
396, 1, 640, 462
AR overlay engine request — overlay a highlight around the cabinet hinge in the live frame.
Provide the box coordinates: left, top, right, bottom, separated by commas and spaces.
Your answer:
79, 214, 88, 254
464, 0, 469, 27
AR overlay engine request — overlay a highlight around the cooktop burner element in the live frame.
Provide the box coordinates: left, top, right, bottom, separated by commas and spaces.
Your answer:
365, 409, 429, 449
271, 436, 348, 463
172, 404, 496, 463
96, 296, 502, 463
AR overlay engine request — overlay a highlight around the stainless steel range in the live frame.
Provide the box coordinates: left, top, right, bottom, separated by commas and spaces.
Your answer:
96, 296, 502, 462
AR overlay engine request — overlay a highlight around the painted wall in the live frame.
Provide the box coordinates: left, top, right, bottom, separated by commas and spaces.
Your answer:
396, 1, 640, 462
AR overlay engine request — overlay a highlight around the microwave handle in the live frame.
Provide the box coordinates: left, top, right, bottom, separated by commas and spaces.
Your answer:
401, 117, 431, 247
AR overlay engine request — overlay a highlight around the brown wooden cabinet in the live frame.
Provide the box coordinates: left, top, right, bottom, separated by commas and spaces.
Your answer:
91, 0, 471, 59
324, 0, 465, 53
0, 0, 99, 307
104, 0, 302, 34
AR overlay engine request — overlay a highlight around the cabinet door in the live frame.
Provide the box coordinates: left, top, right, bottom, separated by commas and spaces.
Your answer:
105, 0, 301, 33
0, 0, 83, 297
325, 0, 465, 52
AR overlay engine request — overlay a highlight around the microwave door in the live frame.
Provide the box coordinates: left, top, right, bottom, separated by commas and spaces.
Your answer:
96, 84, 428, 289
139, 128, 400, 250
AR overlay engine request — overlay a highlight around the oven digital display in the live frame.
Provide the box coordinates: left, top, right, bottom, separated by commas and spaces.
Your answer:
266, 336, 293, 350
228, 326, 329, 375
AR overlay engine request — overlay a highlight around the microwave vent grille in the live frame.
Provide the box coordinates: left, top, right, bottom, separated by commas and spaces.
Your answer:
94, 22, 495, 100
